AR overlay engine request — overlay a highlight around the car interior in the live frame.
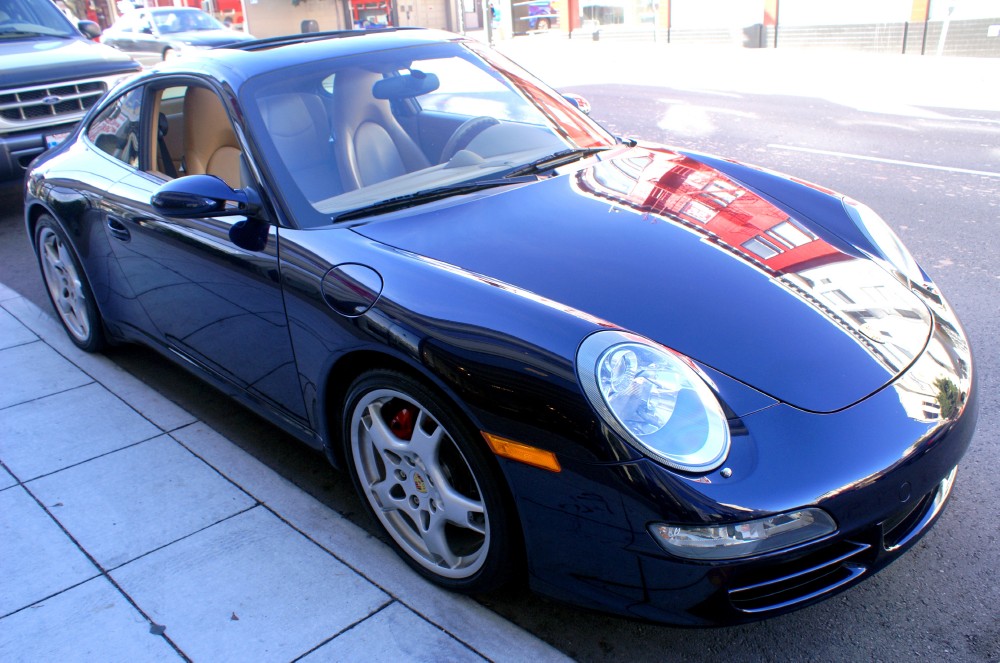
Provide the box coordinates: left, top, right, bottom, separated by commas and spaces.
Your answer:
87, 51, 571, 225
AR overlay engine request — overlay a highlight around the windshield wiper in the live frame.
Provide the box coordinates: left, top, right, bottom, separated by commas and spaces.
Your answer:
0, 28, 71, 38
503, 146, 610, 178
334, 175, 537, 222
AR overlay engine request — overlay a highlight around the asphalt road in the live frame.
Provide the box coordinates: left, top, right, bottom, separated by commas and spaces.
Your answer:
2, 55, 998, 661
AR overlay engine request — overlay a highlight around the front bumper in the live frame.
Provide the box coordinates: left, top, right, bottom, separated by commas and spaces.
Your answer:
503, 304, 977, 625
0, 125, 76, 182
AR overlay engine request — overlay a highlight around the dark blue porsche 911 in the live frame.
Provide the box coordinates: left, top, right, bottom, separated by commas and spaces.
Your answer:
24, 28, 977, 625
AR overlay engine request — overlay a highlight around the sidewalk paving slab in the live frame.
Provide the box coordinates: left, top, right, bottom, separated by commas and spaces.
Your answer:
299, 602, 485, 662
0, 382, 161, 481
0, 290, 571, 663
28, 435, 256, 569
0, 341, 91, 410
0, 577, 180, 662
0, 486, 99, 617
111, 506, 391, 662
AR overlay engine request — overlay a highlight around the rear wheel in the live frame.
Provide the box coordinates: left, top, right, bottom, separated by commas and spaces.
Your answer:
343, 369, 519, 593
33, 215, 106, 352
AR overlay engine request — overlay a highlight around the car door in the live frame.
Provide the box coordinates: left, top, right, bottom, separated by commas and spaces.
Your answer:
94, 79, 309, 429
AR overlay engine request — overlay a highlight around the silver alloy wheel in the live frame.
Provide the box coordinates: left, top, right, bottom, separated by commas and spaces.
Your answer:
350, 388, 490, 579
38, 226, 91, 343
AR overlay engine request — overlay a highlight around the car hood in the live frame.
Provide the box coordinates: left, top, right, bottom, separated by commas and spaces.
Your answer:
0, 36, 139, 88
353, 146, 932, 413
169, 29, 253, 46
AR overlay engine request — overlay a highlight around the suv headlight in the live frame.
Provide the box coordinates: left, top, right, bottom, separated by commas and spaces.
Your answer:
577, 330, 730, 472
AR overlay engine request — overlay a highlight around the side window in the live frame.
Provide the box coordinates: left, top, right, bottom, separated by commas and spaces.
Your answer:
86, 87, 145, 169
151, 85, 188, 179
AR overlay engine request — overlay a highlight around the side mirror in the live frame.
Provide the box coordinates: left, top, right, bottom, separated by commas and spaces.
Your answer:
78, 20, 102, 40
152, 175, 270, 251
152, 174, 262, 218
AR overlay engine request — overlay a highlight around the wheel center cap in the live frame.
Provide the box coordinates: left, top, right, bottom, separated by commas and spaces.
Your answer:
413, 473, 428, 494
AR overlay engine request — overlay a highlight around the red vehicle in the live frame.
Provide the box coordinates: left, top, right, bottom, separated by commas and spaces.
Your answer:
350, 0, 392, 29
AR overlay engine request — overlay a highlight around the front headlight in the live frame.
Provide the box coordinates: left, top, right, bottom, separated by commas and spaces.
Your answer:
577, 330, 730, 472
650, 508, 837, 560
843, 198, 924, 285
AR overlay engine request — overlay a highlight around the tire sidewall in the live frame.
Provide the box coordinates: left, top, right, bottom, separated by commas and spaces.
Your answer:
342, 369, 520, 593
33, 214, 106, 353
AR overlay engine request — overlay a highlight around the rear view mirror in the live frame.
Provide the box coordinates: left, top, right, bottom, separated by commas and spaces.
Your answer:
373, 70, 440, 100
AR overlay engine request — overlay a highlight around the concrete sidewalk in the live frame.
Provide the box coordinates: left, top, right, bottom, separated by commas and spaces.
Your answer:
0, 282, 569, 662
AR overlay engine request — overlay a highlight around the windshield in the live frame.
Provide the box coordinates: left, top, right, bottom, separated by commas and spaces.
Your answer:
153, 9, 224, 34
0, 0, 76, 38
241, 40, 615, 228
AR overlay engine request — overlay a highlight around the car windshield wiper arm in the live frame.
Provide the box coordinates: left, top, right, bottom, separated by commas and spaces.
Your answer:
0, 28, 71, 38
333, 175, 537, 223
504, 146, 610, 178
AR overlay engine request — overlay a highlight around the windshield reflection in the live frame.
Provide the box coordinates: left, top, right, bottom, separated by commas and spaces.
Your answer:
243, 40, 613, 227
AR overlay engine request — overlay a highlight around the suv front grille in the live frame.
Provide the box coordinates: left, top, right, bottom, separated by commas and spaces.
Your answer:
0, 81, 107, 125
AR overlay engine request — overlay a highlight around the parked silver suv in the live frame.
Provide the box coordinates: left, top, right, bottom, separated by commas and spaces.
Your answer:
0, 0, 140, 181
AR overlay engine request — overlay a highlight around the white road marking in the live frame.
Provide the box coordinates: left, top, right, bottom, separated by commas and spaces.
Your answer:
768, 144, 1000, 178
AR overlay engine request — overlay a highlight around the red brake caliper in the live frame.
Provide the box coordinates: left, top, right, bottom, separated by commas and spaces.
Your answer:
389, 406, 416, 441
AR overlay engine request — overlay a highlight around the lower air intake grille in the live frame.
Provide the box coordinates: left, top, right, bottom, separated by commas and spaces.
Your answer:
729, 541, 871, 614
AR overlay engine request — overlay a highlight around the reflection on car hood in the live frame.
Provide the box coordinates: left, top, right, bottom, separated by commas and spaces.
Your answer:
354, 146, 932, 412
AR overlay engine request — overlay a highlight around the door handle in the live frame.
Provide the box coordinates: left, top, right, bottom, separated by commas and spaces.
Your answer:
107, 217, 131, 241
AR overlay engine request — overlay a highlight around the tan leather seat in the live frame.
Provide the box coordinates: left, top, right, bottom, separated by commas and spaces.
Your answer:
259, 92, 340, 201
332, 69, 430, 191
183, 86, 241, 188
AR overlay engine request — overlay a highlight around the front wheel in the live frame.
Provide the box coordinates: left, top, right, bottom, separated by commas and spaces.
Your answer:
33, 215, 106, 352
343, 370, 520, 593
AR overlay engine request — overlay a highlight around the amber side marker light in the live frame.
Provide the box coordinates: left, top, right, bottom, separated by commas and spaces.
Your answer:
482, 433, 561, 472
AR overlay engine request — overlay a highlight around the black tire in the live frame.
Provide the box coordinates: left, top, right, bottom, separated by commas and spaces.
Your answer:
342, 369, 520, 593
33, 214, 106, 353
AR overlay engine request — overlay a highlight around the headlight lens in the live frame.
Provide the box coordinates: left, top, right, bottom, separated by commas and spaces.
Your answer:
577, 331, 730, 472
843, 198, 924, 284
650, 508, 837, 560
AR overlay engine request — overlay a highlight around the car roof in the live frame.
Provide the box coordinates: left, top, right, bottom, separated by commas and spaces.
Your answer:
147, 28, 466, 87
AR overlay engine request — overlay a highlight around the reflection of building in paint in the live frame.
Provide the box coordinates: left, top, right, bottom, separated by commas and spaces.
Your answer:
575, 150, 932, 378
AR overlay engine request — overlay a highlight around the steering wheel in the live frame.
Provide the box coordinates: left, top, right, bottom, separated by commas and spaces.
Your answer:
439, 116, 500, 163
